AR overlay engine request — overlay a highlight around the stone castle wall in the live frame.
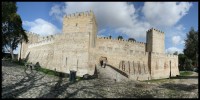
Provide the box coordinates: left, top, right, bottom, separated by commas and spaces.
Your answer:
90, 37, 151, 80
20, 11, 97, 76
19, 11, 179, 81
149, 52, 179, 79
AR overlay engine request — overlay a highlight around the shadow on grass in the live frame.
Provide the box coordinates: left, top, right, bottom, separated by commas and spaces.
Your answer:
170, 75, 198, 79
158, 83, 198, 92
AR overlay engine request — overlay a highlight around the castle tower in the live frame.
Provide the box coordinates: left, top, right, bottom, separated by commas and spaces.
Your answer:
62, 10, 97, 48
146, 28, 165, 53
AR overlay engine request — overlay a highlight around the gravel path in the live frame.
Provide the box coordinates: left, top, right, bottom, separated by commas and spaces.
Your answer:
2, 60, 198, 98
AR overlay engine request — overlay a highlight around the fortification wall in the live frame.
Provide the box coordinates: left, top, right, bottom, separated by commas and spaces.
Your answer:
96, 37, 146, 52
150, 52, 179, 79
19, 31, 40, 59
26, 31, 40, 43
90, 38, 150, 80
21, 11, 98, 77
19, 11, 179, 81
23, 32, 92, 76
53, 32, 91, 76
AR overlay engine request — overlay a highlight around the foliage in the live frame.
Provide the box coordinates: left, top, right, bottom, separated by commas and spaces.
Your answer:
178, 53, 186, 71
173, 51, 178, 55
35, 67, 67, 77
117, 35, 123, 40
128, 38, 136, 42
2, 2, 28, 60
109, 35, 112, 39
183, 58, 194, 71
179, 71, 193, 76
183, 27, 198, 67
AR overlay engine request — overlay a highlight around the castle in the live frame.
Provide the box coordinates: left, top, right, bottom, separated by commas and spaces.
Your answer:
19, 11, 179, 80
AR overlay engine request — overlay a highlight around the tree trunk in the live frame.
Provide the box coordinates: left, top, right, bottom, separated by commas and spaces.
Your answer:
19, 41, 22, 62
10, 47, 15, 61
196, 51, 198, 67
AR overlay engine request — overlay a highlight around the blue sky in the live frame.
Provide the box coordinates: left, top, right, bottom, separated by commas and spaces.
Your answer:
14, 2, 198, 54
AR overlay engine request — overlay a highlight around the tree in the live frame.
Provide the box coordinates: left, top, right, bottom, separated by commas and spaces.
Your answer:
2, 2, 17, 50
173, 51, 178, 55
178, 53, 186, 71
183, 27, 198, 67
184, 58, 193, 71
118, 35, 123, 40
128, 38, 136, 42
2, 2, 28, 60
109, 35, 112, 39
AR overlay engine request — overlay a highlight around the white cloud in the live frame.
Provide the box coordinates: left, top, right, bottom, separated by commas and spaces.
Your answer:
142, 2, 192, 27
49, 4, 64, 23
166, 47, 183, 54
49, 2, 192, 40
176, 24, 185, 31
23, 18, 61, 36
172, 35, 181, 45
49, 2, 151, 39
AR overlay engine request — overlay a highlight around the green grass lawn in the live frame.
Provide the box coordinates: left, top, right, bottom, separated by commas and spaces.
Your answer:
179, 71, 193, 76
35, 67, 66, 77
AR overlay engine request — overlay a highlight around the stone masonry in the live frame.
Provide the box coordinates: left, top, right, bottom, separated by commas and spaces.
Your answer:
19, 11, 179, 80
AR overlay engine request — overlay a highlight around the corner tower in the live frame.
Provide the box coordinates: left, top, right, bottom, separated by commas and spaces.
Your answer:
146, 28, 165, 53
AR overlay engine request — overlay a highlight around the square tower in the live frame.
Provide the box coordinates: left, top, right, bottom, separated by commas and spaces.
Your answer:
62, 11, 97, 48
146, 28, 165, 53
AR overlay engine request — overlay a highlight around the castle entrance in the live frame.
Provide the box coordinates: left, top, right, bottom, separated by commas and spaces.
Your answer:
99, 56, 107, 68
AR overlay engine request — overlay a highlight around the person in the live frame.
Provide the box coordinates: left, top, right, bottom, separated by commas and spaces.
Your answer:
29, 62, 33, 72
103, 60, 107, 68
100, 60, 103, 68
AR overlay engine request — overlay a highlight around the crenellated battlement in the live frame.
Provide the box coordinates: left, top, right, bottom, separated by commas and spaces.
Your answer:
25, 31, 40, 36
97, 37, 146, 45
147, 28, 164, 34
166, 54, 178, 57
38, 35, 55, 42
98, 44, 148, 56
24, 31, 56, 48
28, 37, 55, 48
64, 10, 94, 19
151, 52, 178, 57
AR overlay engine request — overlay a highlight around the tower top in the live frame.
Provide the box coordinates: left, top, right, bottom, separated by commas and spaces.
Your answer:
147, 28, 164, 34
64, 10, 94, 18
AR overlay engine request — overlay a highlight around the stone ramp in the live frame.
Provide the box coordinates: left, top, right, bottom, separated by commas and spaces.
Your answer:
96, 64, 129, 82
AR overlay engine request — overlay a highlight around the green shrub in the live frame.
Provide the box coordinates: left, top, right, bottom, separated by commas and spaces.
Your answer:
180, 71, 193, 76
76, 76, 83, 81
183, 59, 194, 71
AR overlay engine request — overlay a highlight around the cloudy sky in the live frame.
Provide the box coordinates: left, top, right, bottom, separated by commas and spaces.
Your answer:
15, 2, 198, 54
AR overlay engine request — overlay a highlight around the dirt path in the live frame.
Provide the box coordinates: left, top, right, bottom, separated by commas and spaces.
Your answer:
2, 60, 198, 98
